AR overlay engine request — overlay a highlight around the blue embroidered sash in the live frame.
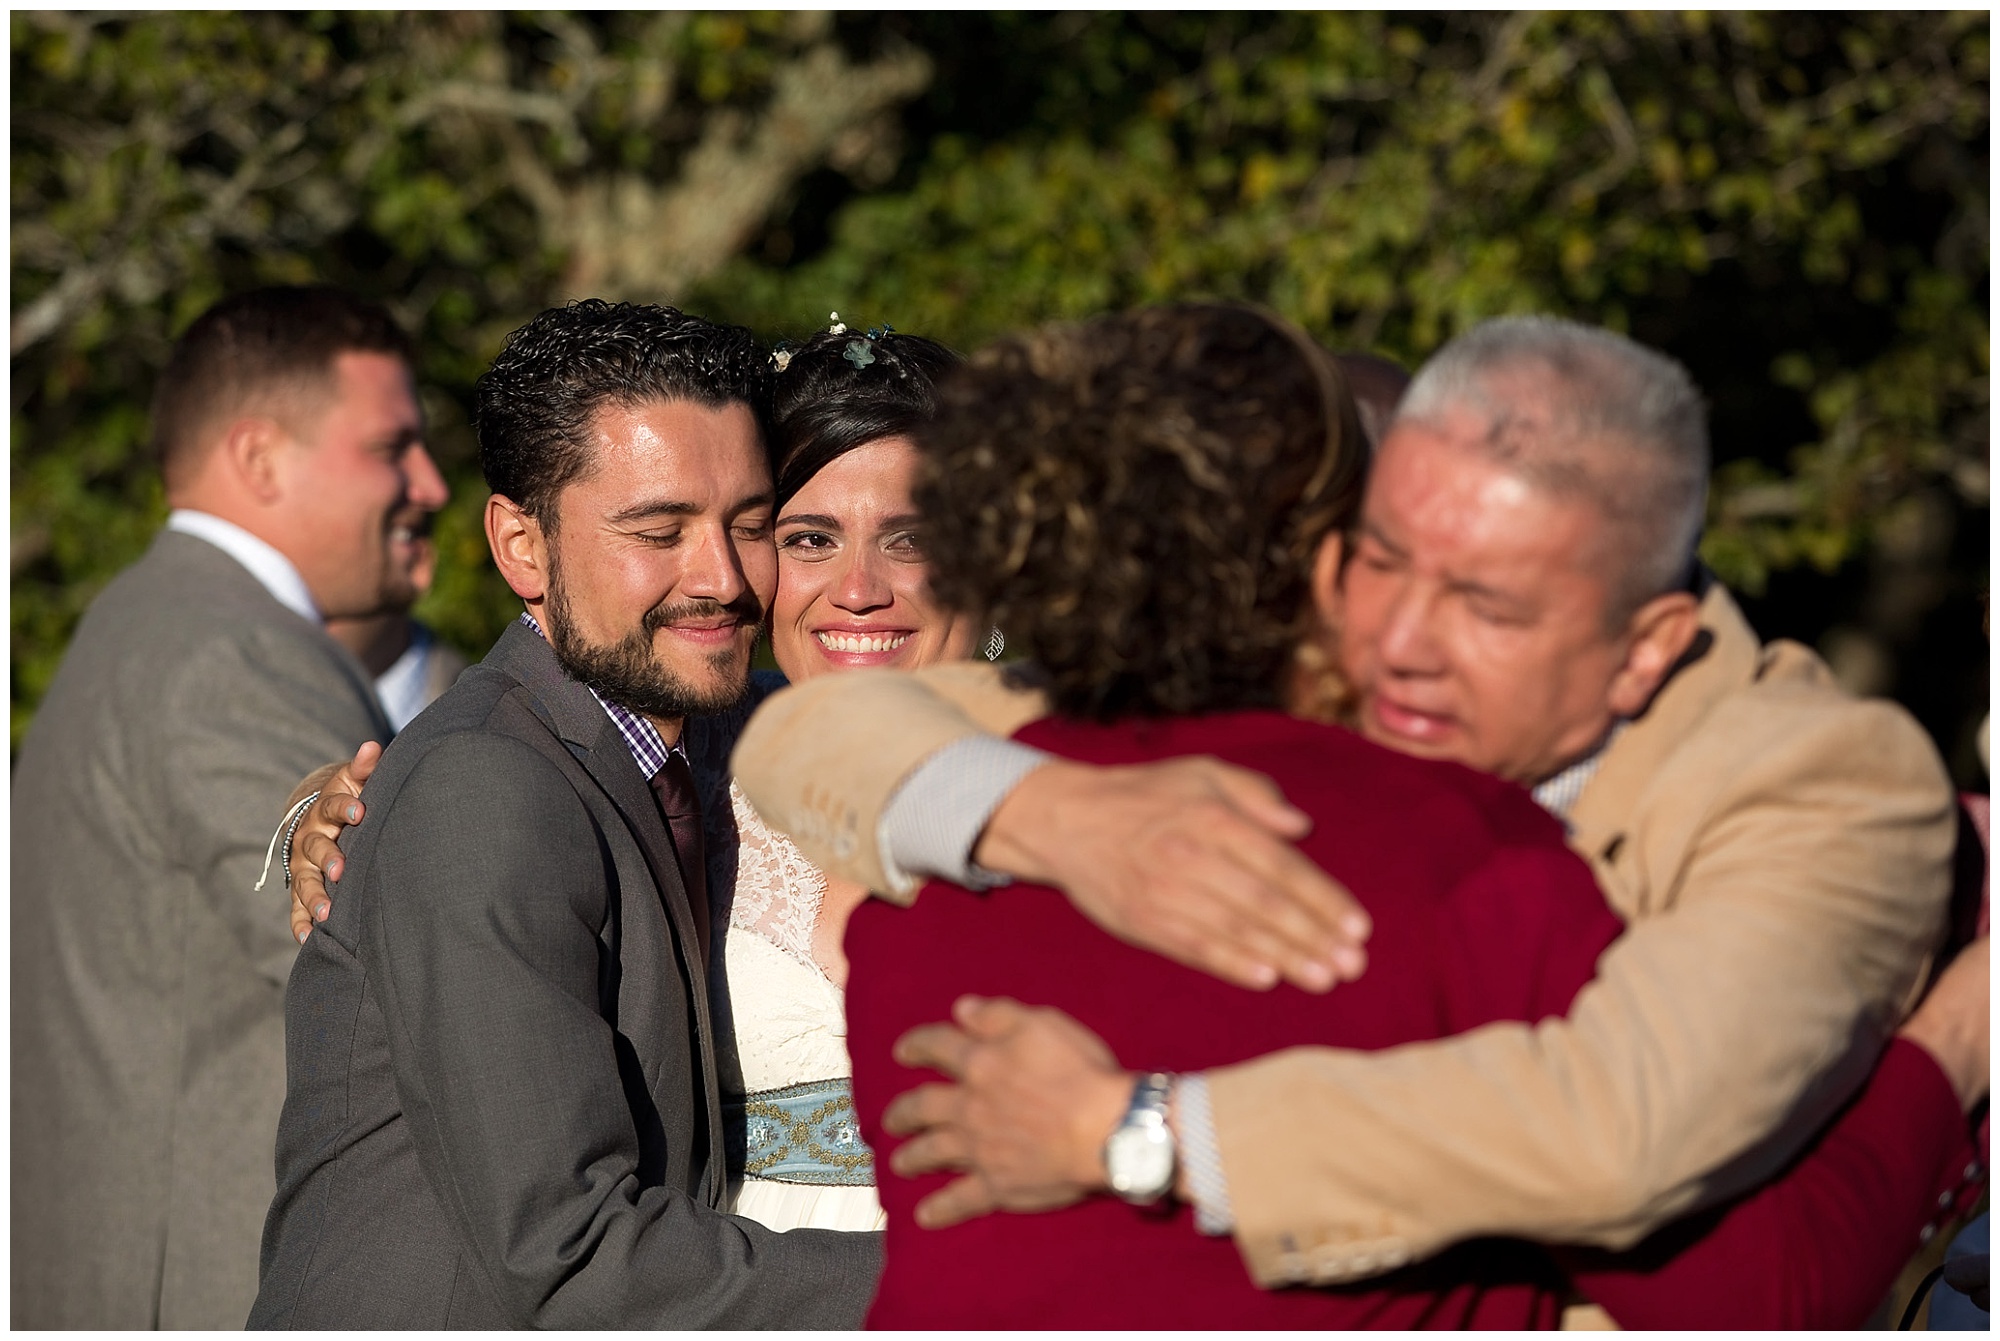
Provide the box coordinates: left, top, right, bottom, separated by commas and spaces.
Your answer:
726, 1077, 876, 1187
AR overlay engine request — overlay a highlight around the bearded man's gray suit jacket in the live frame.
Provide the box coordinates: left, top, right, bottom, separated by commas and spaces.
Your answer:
12, 529, 393, 1329
249, 619, 879, 1329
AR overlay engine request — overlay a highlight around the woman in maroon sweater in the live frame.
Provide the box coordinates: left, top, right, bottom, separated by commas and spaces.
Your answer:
841, 303, 1977, 1328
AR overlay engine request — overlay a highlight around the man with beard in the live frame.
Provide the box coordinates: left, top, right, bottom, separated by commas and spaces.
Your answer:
13, 286, 447, 1328
250, 301, 878, 1328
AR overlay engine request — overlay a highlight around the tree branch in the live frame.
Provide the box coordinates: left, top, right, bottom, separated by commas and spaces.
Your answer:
559, 39, 933, 300
11, 119, 308, 354
1470, 11, 1540, 108
1566, 65, 1642, 203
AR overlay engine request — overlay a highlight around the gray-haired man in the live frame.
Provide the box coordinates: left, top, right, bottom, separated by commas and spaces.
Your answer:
727, 314, 1977, 1306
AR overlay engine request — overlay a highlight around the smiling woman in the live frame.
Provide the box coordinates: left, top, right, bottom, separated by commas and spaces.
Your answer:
766, 325, 978, 683
777, 437, 966, 670
709, 320, 979, 1238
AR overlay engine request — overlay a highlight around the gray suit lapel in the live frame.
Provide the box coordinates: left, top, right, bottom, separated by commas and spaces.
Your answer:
481, 620, 728, 1205
482, 622, 712, 958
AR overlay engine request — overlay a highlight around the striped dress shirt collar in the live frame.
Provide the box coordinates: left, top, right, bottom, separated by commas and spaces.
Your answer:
515, 611, 679, 776
1530, 722, 1625, 822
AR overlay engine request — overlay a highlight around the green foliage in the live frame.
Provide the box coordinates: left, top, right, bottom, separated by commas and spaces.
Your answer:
703, 12, 1988, 602
12, 12, 1989, 761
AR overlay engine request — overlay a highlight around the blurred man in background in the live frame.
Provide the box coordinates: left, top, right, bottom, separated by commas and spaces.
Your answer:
324, 530, 469, 731
11, 286, 448, 1328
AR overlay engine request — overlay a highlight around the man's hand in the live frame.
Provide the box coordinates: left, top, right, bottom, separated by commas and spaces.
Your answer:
883, 996, 1134, 1229
287, 741, 382, 944
973, 756, 1370, 993
1898, 936, 1989, 1113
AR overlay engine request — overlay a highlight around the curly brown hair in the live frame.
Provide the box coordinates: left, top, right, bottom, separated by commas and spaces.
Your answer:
915, 303, 1367, 721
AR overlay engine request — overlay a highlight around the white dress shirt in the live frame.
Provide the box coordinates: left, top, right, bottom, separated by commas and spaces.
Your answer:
166, 509, 320, 623
372, 626, 440, 734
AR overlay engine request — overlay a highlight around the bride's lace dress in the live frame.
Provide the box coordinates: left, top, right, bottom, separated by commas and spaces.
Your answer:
708, 778, 884, 1233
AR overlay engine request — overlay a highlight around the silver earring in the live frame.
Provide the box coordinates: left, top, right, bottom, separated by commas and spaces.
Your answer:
982, 628, 1005, 661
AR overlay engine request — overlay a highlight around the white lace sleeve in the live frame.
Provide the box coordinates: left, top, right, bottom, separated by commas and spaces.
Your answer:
726, 778, 828, 974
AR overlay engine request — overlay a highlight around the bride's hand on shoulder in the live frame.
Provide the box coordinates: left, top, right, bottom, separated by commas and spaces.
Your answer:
287, 741, 383, 944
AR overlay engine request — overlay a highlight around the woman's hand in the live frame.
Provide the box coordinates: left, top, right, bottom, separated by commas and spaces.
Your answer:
288, 741, 383, 944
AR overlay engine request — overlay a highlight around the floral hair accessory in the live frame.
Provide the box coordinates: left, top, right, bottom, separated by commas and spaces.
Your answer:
770, 341, 796, 373
824, 312, 894, 367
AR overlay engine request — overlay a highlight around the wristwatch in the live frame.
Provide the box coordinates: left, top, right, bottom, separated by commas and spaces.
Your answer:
1104, 1071, 1176, 1205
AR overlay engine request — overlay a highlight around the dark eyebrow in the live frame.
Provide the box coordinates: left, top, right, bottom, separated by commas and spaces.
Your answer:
607, 499, 700, 525
611, 491, 773, 526
775, 511, 924, 531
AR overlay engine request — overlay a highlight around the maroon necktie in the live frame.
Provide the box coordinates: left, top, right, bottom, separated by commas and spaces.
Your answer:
649, 753, 711, 964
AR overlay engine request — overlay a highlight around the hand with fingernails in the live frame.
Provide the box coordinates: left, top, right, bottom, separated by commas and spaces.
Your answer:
882, 994, 1148, 1229
285, 740, 382, 944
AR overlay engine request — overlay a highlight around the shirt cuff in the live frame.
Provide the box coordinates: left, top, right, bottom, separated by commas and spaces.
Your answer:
875, 734, 1053, 895
1175, 1073, 1236, 1235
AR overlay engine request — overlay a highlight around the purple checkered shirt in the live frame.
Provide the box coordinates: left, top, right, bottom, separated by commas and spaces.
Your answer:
516, 611, 679, 776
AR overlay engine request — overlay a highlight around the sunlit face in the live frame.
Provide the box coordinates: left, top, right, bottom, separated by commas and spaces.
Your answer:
1338, 409, 1638, 785
541, 398, 776, 724
280, 351, 449, 620
769, 435, 977, 682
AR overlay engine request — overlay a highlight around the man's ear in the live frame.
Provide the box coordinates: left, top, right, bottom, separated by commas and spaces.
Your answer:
486, 493, 550, 602
1606, 590, 1703, 719
1308, 531, 1347, 633
217, 416, 291, 505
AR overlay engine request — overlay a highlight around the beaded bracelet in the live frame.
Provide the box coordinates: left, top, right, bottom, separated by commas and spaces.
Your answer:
254, 791, 322, 893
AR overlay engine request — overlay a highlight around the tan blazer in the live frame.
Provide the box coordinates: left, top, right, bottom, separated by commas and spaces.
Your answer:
730, 585, 1955, 1288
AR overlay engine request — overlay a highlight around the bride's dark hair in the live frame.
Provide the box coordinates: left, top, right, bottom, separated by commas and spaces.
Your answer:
768, 326, 962, 509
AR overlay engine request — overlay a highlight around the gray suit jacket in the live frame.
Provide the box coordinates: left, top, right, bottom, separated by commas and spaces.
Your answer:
249, 621, 880, 1328
11, 529, 392, 1329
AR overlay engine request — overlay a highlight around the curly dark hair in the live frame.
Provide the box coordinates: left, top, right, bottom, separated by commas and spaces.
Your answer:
769, 326, 962, 510
473, 299, 768, 529
915, 303, 1367, 721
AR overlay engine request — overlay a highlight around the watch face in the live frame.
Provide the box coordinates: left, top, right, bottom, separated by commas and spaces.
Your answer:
1106, 1123, 1174, 1200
